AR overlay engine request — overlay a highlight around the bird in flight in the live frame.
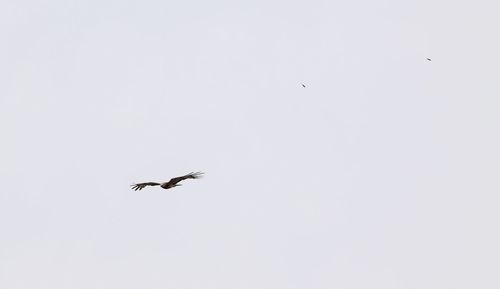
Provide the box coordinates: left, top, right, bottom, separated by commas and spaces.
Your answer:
426, 58, 432, 61
131, 172, 204, 191
301, 84, 306, 88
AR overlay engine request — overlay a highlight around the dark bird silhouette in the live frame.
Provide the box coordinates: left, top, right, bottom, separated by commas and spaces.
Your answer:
131, 172, 204, 191
301, 84, 306, 88
426, 58, 432, 61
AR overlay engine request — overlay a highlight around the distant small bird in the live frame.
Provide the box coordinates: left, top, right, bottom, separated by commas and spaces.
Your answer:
301, 84, 306, 88
131, 172, 204, 191
426, 58, 432, 61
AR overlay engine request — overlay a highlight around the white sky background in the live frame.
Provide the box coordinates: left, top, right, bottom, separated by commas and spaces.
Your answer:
1, 0, 499, 288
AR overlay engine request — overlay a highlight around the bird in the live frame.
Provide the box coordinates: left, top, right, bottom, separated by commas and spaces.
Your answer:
301, 84, 306, 88
426, 58, 432, 61
131, 172, 204, 191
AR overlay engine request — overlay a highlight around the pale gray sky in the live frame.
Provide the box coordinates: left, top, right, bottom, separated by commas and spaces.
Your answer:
1, 0, 500, 288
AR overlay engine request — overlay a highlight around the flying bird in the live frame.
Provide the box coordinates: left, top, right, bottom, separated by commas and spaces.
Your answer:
301, 84, 306, 88
131, 172, 204, 191
426, 58, 432, 61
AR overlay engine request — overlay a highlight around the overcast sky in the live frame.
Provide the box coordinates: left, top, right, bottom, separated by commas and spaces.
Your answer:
1, 0, 500, 288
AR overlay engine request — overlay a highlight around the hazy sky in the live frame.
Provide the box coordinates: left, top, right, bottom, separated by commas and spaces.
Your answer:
1, 0, 499, 288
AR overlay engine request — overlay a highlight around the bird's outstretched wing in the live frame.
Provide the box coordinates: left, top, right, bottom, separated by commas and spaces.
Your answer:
131, 182, 161, 191
167, 172, 204, 186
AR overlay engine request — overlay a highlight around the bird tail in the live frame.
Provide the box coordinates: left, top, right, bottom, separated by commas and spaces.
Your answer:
188, 171, 204, 179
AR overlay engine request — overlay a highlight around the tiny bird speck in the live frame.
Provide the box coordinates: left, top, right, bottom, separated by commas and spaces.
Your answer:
301, 84, 306, 88
426, 58, 432, 61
